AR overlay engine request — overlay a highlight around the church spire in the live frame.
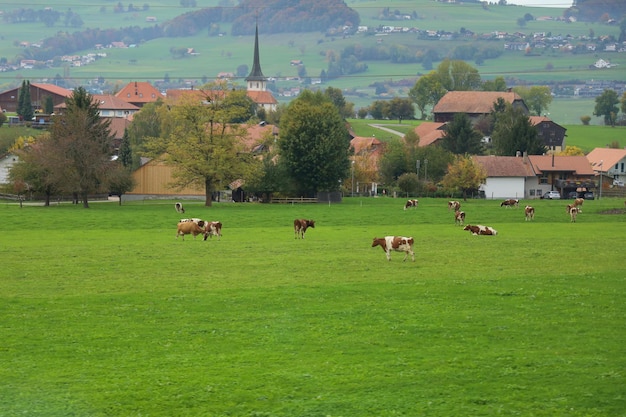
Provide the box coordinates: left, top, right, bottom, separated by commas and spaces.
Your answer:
246, 24, 266, 91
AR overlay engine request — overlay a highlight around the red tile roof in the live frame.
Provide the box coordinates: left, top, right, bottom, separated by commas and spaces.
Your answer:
586, 148, 626, 172
473, 155, 535, 177
412, 122, 447, 147
433, 91, 523, 115
116, 82, 164, 104
527, 155, 595, 175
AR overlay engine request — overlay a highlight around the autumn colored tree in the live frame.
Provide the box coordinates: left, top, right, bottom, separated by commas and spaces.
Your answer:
441, 154, 487, 200
47, 87, 116, 208
146, 83, 257, 206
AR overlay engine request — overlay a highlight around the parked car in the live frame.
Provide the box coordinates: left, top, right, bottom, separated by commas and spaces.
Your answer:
566, 191, 578, 199
583, 192, 594, 200
613, 180, 625, 187
542, 191, 561, 199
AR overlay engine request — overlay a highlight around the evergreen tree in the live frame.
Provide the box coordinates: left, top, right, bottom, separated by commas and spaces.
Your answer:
492, 105, 546, 155
20, 81, 34, 122
118, 128, 133, 169
441, 113, 484, 155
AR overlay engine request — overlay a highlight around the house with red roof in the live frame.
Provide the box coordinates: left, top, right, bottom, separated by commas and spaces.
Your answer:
586, 147, 626, 192
433, 91, 528, 124
115, 81, 164, 108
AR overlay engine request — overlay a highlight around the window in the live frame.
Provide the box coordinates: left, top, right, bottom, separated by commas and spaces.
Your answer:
529, 189, 535, 196
540, 177, 548, 184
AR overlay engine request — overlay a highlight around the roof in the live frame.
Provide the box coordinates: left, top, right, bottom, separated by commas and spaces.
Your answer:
433, 91, 524, 115
586, 147, 626, 172
246, 25, 266, 82
240, 123, 278, 151
473, 155, 535, 177
246, 90, 277, 105
55, 94, 140, 111
527, 155, 595, 175
105, 117, 132, 139
350, 136, 383, 155
413, 122, 446, 147
30, 83, 73, 98
116, 81, 164, 104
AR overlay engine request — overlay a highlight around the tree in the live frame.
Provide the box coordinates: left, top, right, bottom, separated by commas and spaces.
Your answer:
482, 76, 508, 92
147, 82, 257, 207
440, 112, 484, 155
278, 90, 351, 197
387, 97, 415, 123
397, 172, 419, 196
9, 134, 59, 206
47, 87, 116, 207
513, 85, 553, 116
107, 163, 136, 205
118, 128, 133, 169
17, 80, 34, 122
441, 155, 487, 200
492, 104, 546, 156
435, 59, 481, 91
593, 89, 619, 126
620, 91, 626, 115
324, 87, 354, 119
409, 73, 446, 120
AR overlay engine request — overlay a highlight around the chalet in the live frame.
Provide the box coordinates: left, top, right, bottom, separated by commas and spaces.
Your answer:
0, 83, 72, 113
473, 154, 596, 199
529, 116, 567, 151
433, 91, 528, 124
115, 81, 164, 108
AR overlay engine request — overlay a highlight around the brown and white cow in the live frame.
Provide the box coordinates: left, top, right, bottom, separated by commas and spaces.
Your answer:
524, 205, 535, 221
500, 199, 519, 208
569, 206, 582, 222
463, 224, 498, 236
176, 221, 205, 240
573, 198, 584, 207
454, 210, 465, 226
448, 200, 461, 211
371, 236, 415, 262
294, 219, 315, 239
404, 199, 419, 210
203, 221, 222, 240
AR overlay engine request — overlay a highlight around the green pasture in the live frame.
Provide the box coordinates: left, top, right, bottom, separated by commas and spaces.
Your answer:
1, 197, 625, 416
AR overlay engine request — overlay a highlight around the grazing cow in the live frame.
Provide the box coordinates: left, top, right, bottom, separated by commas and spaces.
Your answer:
463, 224, 498, 236
294, 219, 315, 239
176, 221, 205, 240
175, 202, 185, 213
203, 221, 222, 240
404, 199, 419, 210
371, 236, 415, 262
569, 206, 582, 222
448, 200, 461, 211
573, 198, 584, 207
454, 210, 466, 226
500, 199, 519, 208
524, 205, 535, 221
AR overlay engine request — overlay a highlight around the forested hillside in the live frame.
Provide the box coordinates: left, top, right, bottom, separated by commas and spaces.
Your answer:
566, 0, 626, 21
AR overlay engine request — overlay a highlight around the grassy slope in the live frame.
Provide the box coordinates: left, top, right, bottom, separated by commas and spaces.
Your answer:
1, 198, 625, 416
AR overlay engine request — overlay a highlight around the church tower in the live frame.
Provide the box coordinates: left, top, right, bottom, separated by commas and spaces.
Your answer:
246, 24, 267, 92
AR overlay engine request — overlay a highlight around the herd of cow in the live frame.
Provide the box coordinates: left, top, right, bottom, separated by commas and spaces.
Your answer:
172, 194, 601, 262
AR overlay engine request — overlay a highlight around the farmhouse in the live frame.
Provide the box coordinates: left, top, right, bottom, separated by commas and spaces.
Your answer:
586, 147, 626, 193
433, 91, 529, 124
473, 154, 596, 199
0, 83, 72, 113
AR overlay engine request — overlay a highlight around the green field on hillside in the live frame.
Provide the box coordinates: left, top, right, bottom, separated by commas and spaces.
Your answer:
1, 197, 625, 416
0, 0, 623, 96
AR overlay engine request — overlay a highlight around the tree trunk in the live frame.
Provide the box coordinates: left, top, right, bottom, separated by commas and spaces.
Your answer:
44, 193, 50, 207
204, 178, 213, 207
82, 193, 89, 208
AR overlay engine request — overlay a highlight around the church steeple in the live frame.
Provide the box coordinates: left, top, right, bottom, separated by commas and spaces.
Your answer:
246, 24, 266, 92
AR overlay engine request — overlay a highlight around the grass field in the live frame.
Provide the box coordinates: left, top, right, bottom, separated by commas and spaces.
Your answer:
1, 197, 625, 416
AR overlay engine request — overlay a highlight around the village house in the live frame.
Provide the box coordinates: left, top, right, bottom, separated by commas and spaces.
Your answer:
586, 147, 626, 192
0, 83, 72, 113
433, 91, 529, 124
473, 154, 596, 199
115, 81, 164, 108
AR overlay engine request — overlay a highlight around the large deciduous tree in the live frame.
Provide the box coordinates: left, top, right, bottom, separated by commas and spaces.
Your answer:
279, 90, 351, 197
491, 104, 546, 156
594, 89, 619, 127
435, 59, 482, 91
441, 112, 484, 155
441, 155, 487, 200
147, 83, 257, 206
513, 85, 553, 116
387, 97, 415, 123
47, 87, 116, 208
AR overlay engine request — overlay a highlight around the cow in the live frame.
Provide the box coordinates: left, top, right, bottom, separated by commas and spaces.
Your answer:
203, 221, 222, 240
573, 198, 584, 207
500, 199, 519, 208
569, 206, 582, 222
404, 199, 419, 210
454, 210, 465, 226
176, 221, 205, 240
448, 200, 461, 211
463, 224, 498, 236
175, 202, 185, 213
294, 219, 315, 239
524, 205, 535, 221
371, 236, 415, 262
